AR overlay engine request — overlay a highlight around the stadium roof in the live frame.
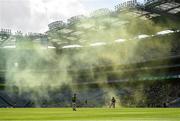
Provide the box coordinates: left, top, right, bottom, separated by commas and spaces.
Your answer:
144, 0, 180, 20
1, 0, 180, 49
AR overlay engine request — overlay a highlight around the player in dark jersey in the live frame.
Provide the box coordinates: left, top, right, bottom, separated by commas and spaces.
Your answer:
72, 93, 77, 111
110, 97, 116, 108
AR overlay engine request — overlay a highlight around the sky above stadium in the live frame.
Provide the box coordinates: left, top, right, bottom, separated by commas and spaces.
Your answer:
0, 0, 144, 33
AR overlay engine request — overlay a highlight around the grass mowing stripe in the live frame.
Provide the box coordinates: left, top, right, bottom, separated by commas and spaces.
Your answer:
0, 120, 176, 121
0, 108, 180, 121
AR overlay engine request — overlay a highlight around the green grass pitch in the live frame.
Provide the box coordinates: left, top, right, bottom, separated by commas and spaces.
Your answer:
0, 108, 180, 121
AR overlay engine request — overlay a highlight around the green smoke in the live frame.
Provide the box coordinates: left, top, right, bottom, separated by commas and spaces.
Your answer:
4, 9, 177, 107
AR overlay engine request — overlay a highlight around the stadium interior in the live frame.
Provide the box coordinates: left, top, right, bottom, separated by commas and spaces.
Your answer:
0, 0, 180, 108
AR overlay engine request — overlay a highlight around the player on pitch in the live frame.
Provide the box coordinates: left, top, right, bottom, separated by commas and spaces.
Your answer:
72, 93, 77, 111
110, 97, 116, 108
